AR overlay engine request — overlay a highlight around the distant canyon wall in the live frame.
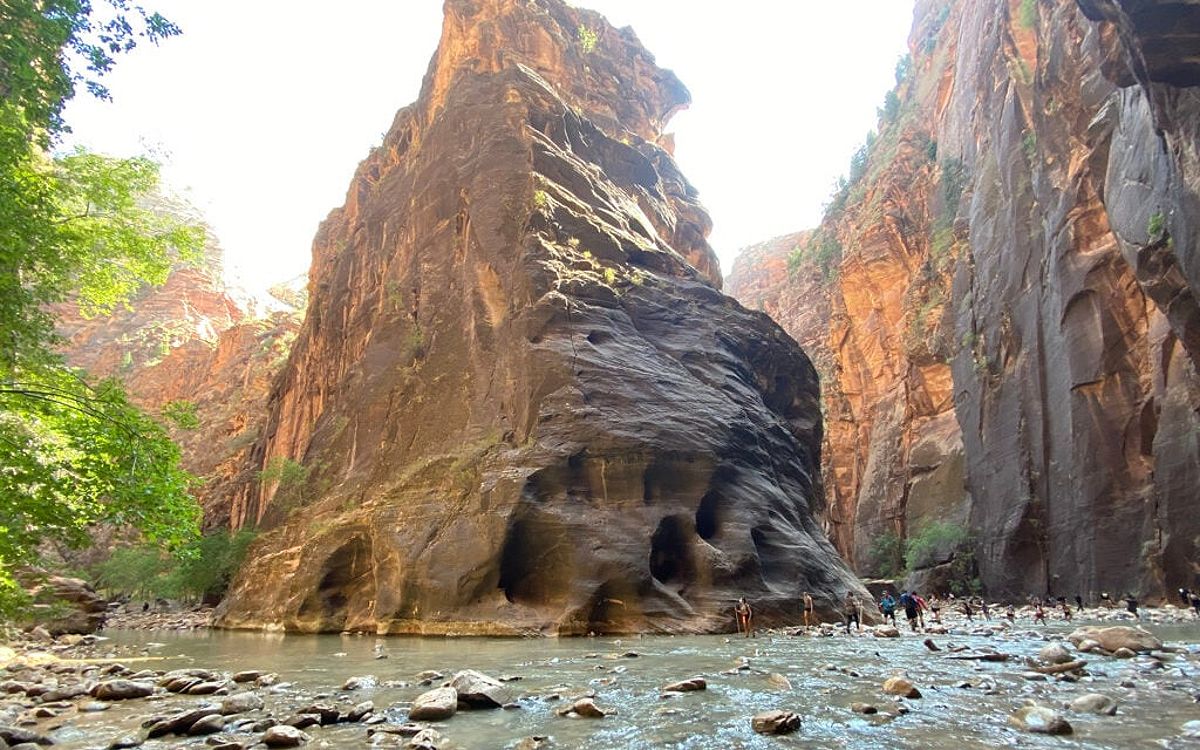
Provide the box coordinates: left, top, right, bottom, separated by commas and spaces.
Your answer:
728, 0, 1200, 599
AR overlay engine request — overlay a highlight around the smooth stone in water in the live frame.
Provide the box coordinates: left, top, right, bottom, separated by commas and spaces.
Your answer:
187, 714, 227, 735
1069, 693, 1117, 716
408, 686, 458, 721
882, 676, 921, 698
220, 692, 263, 715
663, 678, 706, 693
92, 680, 154, 700
1010, 706, 1072, 735
1038, 643, 1072, 664
751, 710, 801, 735
449, 670, 512, 708
262, 725, 310, 747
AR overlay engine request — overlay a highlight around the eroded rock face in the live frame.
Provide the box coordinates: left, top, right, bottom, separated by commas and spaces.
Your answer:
215, 0, 865, 635
727, 0, 1200, 598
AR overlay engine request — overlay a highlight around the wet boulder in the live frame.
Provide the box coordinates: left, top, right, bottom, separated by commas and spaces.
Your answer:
449, 670, 511, 708
1068, 626, 1161, 653
1010, 706, 1072, 734
220, 692, 264, 715
91, 680, 154, 701
751, 710, 801, 735
1038, 643, 1072, 664
408, 687, 458, 721
662, 678, 706, 693
882, 676, 922, 699
262, 725, 310, 747
1069, 693, 1118, 716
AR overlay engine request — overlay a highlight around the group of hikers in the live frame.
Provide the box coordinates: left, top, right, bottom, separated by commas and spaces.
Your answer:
731, 587, 1200, 636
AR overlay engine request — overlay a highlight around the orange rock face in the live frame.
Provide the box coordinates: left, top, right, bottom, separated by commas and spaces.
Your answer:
214, 0, 867, 635
728, 0, 1200, 598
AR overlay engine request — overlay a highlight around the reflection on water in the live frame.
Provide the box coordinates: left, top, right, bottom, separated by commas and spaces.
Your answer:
43, 621, 1200, 749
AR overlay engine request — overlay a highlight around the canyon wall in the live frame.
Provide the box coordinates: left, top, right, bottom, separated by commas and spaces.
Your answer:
214, 0, 867, 635
727, 0, 1200, 599
57, 204, 301, 527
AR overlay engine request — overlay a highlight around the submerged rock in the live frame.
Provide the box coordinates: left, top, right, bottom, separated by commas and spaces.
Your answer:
1069, 693, 1118, 716
1009, 706, 1072, 735
882, 676, 921, 699
262, 725, 310, 747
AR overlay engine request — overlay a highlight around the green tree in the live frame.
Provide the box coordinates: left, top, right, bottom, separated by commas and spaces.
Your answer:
0, 0, 202, 606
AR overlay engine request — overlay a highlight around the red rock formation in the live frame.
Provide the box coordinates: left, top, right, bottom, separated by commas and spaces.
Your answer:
215, 0, 866, 635
728, 0, 1200, 599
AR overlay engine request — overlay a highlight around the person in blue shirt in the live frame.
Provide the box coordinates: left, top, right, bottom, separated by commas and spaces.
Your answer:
879, 591, 897, 626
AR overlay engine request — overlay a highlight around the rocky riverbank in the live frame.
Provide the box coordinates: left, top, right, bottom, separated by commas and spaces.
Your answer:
1, 606, 1198, 748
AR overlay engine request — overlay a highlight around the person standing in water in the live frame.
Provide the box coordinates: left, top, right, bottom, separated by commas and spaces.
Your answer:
735, 597, 755, 637
879, 591, 897, 626
1124, 593, 1140, 620
1190, 590, 1200, 618
843, 593, 861, 634
1033, 599, 1048, 625
1075, 594, 1084, 612
900, 591, 920, 632
913, 591, 929, 628
802, 591, 815, 628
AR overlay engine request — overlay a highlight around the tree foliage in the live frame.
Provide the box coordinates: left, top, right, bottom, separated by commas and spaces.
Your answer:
91, 529, 257, 602
0, 0, 202, 607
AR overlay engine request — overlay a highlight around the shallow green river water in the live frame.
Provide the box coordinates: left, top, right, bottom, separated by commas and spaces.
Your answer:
33, 620, 1200, 749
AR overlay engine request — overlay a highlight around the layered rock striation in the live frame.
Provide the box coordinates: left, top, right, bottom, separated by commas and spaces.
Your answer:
215, 0, 866, 635
727, 0, 1200, 599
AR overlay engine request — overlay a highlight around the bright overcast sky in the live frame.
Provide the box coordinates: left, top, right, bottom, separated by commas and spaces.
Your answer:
63, 1, 916, 291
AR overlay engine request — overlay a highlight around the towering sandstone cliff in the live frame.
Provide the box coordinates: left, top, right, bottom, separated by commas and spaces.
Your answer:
214, 0, 866, 634
728, 0, 1200, 599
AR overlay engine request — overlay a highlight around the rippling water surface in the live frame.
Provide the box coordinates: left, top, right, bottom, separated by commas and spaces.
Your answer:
42, 620, 1200, 749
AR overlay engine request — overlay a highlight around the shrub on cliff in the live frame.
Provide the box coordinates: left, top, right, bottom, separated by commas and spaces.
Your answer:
91, 529, 257, 603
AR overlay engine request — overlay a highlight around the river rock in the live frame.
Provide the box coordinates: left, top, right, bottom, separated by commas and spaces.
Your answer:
1068, 626, 1161, 653
1010, 706, 1072, 735
766, 673, 792, 690
0, 726, 51, 746
1113, 647, 1136, 659
409, 687, 458, 721
882, 676, 921, 698
851, 702, 878, 714
1038, 643, 1072, 664
262, 725, 310, 747
91, 680, 154, 700
409, 728, 443, 750
450, 670, 511, 708
1182, 720, 1200, 738
346, 700, 374, 722
220, 692, 264, 715
663, 678, 706, 693
873, 626, 900, 638
147, 705, 221, 738
231, 671, 264, 683
342, 675, 375, 691
107, 736, 143, 749
751, 710, 801, 735
568, 698, 608, 718
187, 714, 227, 735
1069, 693, 1118, 716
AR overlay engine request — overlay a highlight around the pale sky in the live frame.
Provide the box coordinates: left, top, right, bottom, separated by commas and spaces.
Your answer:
63, 1, 916, 290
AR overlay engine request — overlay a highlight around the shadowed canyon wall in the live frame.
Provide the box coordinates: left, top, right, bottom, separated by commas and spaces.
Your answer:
728, 0, 1200, 599
212, 0, 869, 635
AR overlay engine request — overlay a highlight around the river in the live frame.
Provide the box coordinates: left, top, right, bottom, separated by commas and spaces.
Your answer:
25, 618, 1200, 749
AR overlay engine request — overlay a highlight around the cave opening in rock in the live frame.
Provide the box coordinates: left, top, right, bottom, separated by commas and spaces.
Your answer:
584, 580, 636, 634
649, 515, 696, 585
498, 513, 572, 605
695, 490, 723, 540
297, 537, 375, 631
